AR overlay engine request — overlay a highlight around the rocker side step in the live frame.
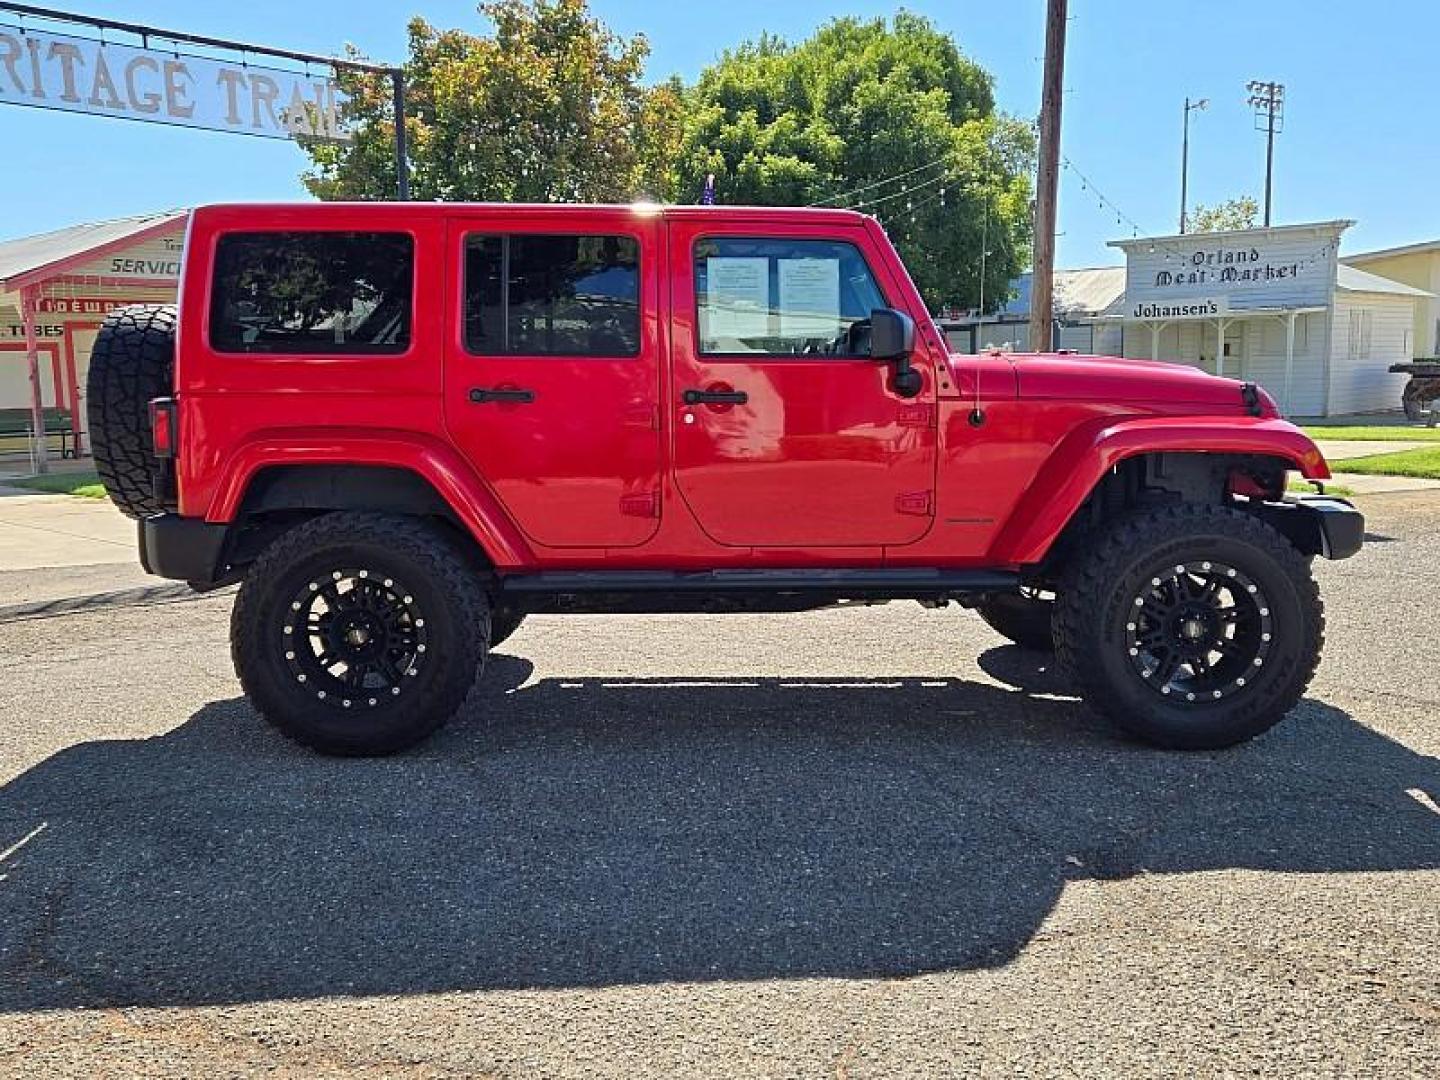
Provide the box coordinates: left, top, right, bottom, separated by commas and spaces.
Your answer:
496, 568, 1019, 600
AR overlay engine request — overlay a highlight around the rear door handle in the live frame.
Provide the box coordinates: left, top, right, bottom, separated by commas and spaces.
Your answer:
470, 387, 535, 404
683, 389, 748, 405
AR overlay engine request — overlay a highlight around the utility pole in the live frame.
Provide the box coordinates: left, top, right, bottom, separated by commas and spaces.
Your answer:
1029, 0, 1067, 354
1247, 80, 1285, 227
1179, 96, 1208, 233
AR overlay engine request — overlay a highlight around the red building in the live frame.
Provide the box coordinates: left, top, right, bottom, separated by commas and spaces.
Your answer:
1, 211, 185, 460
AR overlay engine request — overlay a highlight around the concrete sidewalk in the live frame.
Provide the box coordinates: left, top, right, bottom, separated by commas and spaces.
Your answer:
1325, 472, 1440, 494
0, 488, 135, 571
1312, 438, 1433, 460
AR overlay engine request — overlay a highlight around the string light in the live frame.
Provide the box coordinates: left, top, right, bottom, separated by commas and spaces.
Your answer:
808, 155, 953, 207
850, 169, 950, 212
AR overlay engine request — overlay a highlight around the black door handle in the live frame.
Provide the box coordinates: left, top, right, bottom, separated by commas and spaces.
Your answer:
470, 387, 535, 404
683, 389, 748, 405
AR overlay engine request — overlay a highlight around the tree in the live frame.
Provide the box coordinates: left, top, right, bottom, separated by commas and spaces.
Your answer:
302, 1, 678, 202
1189, 196, 1259, 233
672, 14, 1034, 312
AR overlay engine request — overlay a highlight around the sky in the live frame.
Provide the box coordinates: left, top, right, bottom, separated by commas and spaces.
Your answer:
0, 0, 1434, 269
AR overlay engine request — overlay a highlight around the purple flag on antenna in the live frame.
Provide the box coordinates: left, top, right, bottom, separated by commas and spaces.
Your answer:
701, 173, 716, 205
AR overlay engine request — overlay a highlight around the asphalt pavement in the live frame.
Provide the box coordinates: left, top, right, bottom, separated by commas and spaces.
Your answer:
0, 494, 1436, 1077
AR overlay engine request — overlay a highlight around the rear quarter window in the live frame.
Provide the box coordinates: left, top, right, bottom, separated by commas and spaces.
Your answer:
209, 231, 413, 355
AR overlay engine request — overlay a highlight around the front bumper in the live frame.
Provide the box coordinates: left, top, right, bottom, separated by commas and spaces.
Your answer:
1252, 495, 1365, 560
138, 514, 231, 586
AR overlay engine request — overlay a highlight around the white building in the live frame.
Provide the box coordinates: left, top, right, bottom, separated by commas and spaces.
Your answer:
965, 220, 1430, 418
1340, 238, 1440, 360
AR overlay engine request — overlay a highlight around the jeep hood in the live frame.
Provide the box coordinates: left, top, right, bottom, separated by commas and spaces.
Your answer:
1007, 354, 1252, 408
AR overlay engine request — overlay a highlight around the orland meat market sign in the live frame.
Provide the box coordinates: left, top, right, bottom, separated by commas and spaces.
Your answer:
0, 24, 349, 140
1113, 221, 1351, 317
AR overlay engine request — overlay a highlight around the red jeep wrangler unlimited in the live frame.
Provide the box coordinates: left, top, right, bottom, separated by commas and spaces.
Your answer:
87, 202, 1361, 756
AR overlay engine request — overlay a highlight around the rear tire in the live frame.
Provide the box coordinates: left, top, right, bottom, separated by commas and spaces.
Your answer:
231, 512, 489, 756
976, 589, 1055, 651
489, 605, 526, 648
86, 304, 176, 519
1054, 503, 1323, 750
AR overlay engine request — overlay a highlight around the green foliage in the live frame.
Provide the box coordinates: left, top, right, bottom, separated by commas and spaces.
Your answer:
302, 1, 676, 202
301, 5, 1033, 313
1188, 196, 1259, 233
673, 14, 1035, 311
12, 471, 106, 498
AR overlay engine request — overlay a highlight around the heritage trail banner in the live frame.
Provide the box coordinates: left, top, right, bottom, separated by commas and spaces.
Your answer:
0, 24, 349, 141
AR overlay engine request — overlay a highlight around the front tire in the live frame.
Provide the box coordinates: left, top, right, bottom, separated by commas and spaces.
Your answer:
231, 512, 489, 756
1054, 504, 1323, 750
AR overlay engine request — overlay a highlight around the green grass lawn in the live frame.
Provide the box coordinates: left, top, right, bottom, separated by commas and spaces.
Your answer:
1287, 478, 1357, 498
10, 470, 108, 498
1300, 425, 1440, 442
1328, 446, 1440, 480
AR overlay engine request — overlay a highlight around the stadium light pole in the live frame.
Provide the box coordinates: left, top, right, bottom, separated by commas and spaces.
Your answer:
1179, 97, 1208, 234
1247, 80, 1285, 227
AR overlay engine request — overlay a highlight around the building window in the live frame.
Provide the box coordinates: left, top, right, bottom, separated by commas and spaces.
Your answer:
209, 232, 413, 354
464, 234, 640, 356
1348, 309, 1373, 363
693, 237, 887, 357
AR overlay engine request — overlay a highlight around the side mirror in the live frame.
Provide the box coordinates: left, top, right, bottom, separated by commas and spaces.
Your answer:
870, 307, 923, 398
870, 307, 915, 361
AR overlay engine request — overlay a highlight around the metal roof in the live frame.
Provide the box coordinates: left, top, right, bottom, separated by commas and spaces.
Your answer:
1342, 238, 1440, 263
1335, 264, 1433, 297
997, 267, 1127, 318
0, 210, 187, 289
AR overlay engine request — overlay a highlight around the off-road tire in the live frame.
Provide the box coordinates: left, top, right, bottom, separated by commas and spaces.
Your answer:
86, 304, 176, 519
489, 606, 526, 648
231, 512, 490, 756
977, 590, 1055, 651
1054, 503, 1323, 750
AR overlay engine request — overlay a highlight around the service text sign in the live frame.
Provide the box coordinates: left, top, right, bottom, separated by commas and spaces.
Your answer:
0, 25, 349, 141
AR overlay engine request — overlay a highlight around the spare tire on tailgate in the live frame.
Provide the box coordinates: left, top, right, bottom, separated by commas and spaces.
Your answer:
86, 304, 176, 519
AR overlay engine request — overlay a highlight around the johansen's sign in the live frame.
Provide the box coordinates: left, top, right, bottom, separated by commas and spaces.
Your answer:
0, 25, 348, 141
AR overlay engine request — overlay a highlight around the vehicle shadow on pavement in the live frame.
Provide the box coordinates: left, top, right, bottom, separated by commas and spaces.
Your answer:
1, 649, 1437, 1010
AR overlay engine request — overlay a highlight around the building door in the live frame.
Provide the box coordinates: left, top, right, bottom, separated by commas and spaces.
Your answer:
69, 327, 99, 452
442, 211, 665, 549
667, 221, 938, 548
1222, 322, 1247, 379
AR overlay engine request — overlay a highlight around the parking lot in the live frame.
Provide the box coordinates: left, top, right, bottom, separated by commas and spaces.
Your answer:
0, 492, 1436, 1077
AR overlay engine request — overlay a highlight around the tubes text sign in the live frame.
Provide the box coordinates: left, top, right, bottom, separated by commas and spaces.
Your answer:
0, 25, 349, 141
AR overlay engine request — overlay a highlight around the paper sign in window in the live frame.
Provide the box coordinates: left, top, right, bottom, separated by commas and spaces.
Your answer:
704, 257, 770, 343
777, 259, 841, 339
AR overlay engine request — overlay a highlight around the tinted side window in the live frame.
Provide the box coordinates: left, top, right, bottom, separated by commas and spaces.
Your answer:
209, 232, 413, 354
465, 234, 640, 356
694, 237, 887, 357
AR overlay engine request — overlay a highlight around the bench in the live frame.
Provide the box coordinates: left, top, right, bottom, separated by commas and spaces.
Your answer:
0, 407, 79, 459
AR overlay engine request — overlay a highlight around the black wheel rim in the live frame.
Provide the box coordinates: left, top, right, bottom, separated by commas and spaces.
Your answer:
1125, 560, 1273, 703
282, 569, 429, 709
